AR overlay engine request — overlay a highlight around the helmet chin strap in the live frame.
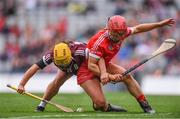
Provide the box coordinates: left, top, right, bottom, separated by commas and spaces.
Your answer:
110, 38, 119, 43
60, 58, 73, 68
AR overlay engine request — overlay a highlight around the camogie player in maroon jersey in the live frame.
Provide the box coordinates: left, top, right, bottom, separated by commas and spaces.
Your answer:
17, 41, 127, 112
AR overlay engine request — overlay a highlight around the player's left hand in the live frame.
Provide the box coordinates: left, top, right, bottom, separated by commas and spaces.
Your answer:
159, 18, 175, 27
17, 84, 25, 94
109, 74, 123, 82
114, 74, 123, 82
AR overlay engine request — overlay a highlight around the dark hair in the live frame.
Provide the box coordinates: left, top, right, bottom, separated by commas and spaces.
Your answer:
55, 40, 70, 46
108, 17, 110, 21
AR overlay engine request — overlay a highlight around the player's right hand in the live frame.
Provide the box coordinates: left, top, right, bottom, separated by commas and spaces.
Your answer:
17, 84, 25, 94
100, 72, 109, 85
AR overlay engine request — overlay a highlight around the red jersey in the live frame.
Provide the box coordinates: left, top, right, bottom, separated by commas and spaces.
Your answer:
87, 28, 132, 64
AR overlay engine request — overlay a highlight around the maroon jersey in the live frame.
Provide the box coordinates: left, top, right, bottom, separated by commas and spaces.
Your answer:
36, 41, 87, 75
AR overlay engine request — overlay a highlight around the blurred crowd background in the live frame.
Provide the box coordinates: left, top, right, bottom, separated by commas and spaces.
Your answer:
0, 0, 179, 78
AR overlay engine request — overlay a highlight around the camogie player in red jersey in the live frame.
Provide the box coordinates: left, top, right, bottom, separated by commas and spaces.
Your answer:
17, 41, 126, 112
77, 15, 175, 113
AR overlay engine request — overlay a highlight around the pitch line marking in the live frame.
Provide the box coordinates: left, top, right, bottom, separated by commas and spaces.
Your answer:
6, 113, 174, 119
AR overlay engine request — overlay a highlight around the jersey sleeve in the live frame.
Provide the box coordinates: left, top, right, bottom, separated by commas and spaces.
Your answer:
87, 30, 106, 60
36, 51, 53, 69
73, 42, 86, 57
89, 43, 104, 60
126, 27, 133, 36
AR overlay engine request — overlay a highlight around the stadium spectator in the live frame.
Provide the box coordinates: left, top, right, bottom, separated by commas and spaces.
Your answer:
55, 16, 68, 39
0, 1, 179, 80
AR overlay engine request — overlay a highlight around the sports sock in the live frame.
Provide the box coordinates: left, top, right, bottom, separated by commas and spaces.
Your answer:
38, 100, 47, 107
137, 94, 146, 102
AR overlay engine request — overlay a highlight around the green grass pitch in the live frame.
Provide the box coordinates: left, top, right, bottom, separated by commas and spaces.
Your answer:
0, 92, 180, 118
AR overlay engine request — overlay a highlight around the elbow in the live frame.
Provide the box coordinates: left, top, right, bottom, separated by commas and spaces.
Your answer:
88, 64, 92, 71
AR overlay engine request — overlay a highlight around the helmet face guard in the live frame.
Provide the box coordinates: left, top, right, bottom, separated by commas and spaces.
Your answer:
108, 30, 127, 43
58, 60, 72, 68
53, 43, 72, 66
107, 15, 127, 42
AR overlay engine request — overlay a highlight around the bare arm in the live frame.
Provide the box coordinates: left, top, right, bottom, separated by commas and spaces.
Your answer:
132, 18, 175, 34
17, 64, 40, 93
88, 56, 101, 77
98, 58, 107, 75
98, 58, 109, 85
88, 56, 110, 84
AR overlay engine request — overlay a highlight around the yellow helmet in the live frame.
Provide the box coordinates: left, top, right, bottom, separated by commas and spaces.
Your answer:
53, 43, 72, 66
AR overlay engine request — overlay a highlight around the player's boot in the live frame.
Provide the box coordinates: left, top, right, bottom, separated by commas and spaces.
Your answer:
93, 103, 127, 112
106, 103, 127, 112
138, 100, 155, 114
35, 106, 45, 112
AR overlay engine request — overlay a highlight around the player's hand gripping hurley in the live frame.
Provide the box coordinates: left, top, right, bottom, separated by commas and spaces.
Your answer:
111, 39, 176, 84
7, 84, 74, 112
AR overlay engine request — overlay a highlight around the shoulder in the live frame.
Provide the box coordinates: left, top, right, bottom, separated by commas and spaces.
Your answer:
89, 30, 108, 43
43, 50, 53, 61
95, 30, 109, 46
69, 41, 86, 51
69, 41, 86, 46
87, 29, 109, 52
88, 29, 106, 40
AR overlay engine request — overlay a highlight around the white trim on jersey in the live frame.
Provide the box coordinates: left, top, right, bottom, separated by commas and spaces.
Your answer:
85, 48, 89, 59
74, 50, 85, 56
73, 41, 83, 45
129, 27, 135, 34
42, 56, 49, 66
92, 33, 106, 51
89, 53, 100, 59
